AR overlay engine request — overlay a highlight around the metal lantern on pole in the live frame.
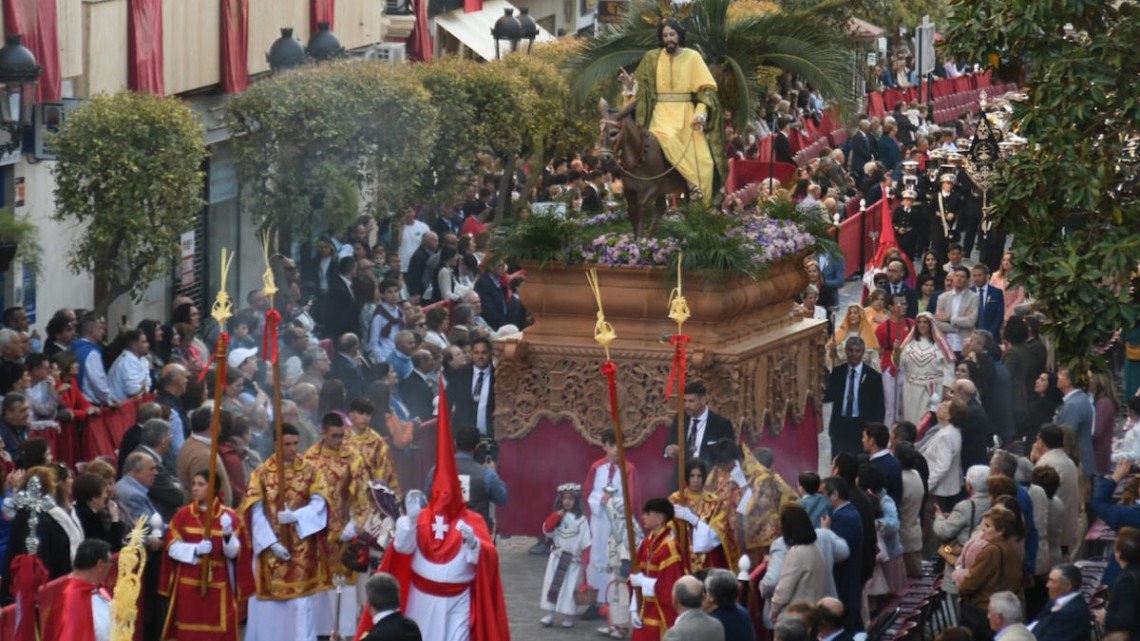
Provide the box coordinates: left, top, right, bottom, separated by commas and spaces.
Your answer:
267, 28, 306, 72
490, 8, 521, 59
0, 34, 41, 156
517, 7, 538, 54
307, 22, 345, 61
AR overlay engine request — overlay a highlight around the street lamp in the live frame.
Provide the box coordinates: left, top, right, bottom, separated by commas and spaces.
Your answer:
517, 7, 538, 54
307, 22, 345, 61
0, 34, 40, 156
491, 8, 521, 60
267, 28, 306, 73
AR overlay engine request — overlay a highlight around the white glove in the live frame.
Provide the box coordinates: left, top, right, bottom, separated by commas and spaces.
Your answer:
195, 540, 213, 556
220, 513, 234, 537
223, 535, 241, 559
340, 519, 357, 542
629, 599, 643, 629
629, 572, 657, 596
405, 490, 425, 520
277, 509, 298, 525
674, 505, 698, 526
270, 542, 291, 560
729, 463, 748, 488
456, 521, 476, 548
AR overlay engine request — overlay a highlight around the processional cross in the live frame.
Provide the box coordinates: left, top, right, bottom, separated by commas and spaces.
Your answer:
10, 476, 55, 554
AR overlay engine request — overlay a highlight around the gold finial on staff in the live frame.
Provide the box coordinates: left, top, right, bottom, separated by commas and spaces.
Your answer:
667, 253, 690, 329
259, 229, 278, 305
210, 248, 236, 328
110, 517, 150, 641
587, 268, 616, 361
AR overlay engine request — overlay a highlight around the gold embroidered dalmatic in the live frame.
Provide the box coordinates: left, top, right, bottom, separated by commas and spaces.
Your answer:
344, 428, 400, 495
668, 488, 733, 573
705, 449, 798, 565
240, 455, 331, 600
301, 444, 371, 580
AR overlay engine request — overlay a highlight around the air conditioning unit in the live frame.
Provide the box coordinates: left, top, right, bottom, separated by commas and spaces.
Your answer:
366, 43, 407, 64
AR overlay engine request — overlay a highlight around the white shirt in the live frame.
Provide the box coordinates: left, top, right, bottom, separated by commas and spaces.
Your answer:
372, 609, 398, 624
841, 362, 864, 417
685, 408, 710, 456
398, 220, 430, 273
947, 290, 966, 351
92, 590, 111, 641
472, 365, 491, 434
108, 350, 151, 401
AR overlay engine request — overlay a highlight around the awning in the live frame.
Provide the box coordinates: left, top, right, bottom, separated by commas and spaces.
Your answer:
847, 16, 885, 41
434, 0, 555, 62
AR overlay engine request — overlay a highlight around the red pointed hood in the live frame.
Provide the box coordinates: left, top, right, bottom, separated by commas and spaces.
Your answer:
429, 376, 464, 522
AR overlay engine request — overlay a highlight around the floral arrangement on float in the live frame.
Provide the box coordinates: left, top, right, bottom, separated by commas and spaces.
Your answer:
496, 184, 833, 281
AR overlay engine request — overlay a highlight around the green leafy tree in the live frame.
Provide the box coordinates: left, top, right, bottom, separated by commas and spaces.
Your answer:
51, 92, 206, 316
568, 0, 857, 130
225, 62, 438, 239
412, 58, 538, 207
944, 0, 1140, 370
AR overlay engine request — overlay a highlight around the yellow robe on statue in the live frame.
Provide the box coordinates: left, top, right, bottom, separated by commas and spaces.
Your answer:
301, 444, 371, 580
645, 48, 716, 201
345, 428, 401, 495
240, 455, 332, 600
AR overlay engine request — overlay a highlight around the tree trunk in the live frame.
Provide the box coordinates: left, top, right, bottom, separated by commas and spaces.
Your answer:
496, 153, 515, 225
93, 281, 132, 322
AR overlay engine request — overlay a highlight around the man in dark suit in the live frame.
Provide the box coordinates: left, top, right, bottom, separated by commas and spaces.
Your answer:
474, 260, 510, 331
954, 378, 995, 471
398, 350, 437, 421
863, 422, 903, 504
774, 117, 796, 165
447, 337, 495, 437
971, 263, 1005, 342
363, 572, 422, 641
432, 203, 465, 237
824, 476, 866, 632
849, 120, 873, 182
1028, 565, 1091, 641
705, 569, 755, 641
131, 419, 185, 522
816, 597, 856, 641
116, 402, 163, 478
664, 381, 735, 473
824, 337, 885, 456
328, 333, 368, 403
322, 256, 358, 339
404, 232, 438, 300
581, 170, 605, 214
883, 258, 918, 319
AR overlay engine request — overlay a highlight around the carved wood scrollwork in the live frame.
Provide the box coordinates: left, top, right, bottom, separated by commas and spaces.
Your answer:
494, 320, 828, 446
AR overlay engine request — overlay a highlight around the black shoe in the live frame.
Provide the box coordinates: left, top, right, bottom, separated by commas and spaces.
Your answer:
581, 604, 605, 621
527, 538, 551, 555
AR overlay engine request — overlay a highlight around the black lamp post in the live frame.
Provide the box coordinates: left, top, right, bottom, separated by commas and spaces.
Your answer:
490, 8, 521, 60
0, 34, 40, 156
307, 22, 345, 61
267, 27, 306, 72
517, 7, 538, 54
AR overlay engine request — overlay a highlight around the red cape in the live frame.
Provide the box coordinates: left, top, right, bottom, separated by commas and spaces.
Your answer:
38, 576, 100, 641
353, 508, 509, 641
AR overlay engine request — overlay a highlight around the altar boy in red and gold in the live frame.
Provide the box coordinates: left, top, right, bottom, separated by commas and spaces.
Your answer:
160, 470, 255, 641
242, 423, 332, 641
629, 498, 689, 641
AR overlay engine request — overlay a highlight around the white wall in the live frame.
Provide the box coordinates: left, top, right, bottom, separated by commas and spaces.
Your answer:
15, 160, 95, 332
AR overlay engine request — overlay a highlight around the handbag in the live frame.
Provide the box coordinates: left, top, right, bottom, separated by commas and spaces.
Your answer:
938, 500, 975, 566
939, 542, 963, 566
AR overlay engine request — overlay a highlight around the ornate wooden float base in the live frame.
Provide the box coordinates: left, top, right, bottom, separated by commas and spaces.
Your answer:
492, 258, 828, 536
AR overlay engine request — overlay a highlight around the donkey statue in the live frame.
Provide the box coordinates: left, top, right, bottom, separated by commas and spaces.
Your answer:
597, 98, 690, 236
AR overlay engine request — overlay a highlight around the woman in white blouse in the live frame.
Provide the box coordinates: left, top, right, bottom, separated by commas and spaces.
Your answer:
918, 397, 964, 512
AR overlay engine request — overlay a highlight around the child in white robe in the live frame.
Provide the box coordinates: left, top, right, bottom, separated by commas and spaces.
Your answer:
539, 483, 591, 628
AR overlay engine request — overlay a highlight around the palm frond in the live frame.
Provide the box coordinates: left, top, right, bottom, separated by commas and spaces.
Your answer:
570, 49, 650, 103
